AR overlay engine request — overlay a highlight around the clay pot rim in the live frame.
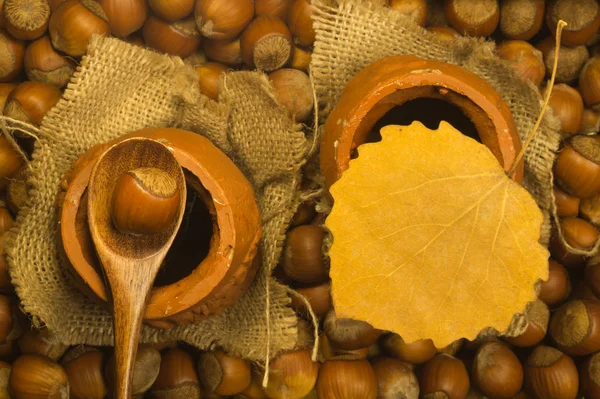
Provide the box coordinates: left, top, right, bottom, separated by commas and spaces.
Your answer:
60, 128, 261, 319
321, 55, 523, 189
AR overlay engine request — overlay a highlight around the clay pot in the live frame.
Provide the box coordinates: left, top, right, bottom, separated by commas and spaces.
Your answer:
58, 128, 262, 327
321, 55, 523, 188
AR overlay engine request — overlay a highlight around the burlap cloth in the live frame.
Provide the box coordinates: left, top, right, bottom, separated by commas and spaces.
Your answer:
1, 36, 308, 361
310, 0, 562, 246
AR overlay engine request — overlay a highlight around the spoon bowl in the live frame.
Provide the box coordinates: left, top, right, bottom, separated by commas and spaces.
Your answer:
87, 137, 186, 398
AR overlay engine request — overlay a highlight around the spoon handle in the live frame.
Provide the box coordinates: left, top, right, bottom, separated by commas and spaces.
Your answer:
105, 257, 161, 399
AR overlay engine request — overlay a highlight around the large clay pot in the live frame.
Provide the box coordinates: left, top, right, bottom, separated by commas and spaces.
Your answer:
58, 128, 262, 328
321, 55, 523, 188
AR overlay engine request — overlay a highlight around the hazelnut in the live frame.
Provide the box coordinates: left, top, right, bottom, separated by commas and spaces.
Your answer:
524, 345, 578, 399
9, 354, 69, 398
148, 0, 195, 22
555, 135, 600, 199
288, 0, 315, 48
240, 16, 292, 71
143, 15, 202, 58
499, 0, 545, 40
316, 359, 377, 399
549, 299, 600, 355
268, 68, 314, 123
472, 341, 523, 398
546, 0, 600, 47
263, 349, 319, 399
543, 83, 584, 135
24, 35, 76, 89
97, 0, 147, 38
371, 357, 419, 399
62, 346, 108, 399
194, 0, 254, 40
419, 353, 470, 399
390, 0, 428, 26
0, 28, 24, 82
151, 348, 201, 399
323, 309, 381, 351
2, 0, 50, 40
497, 40, 545, 87
504, 300, 549, 347
111, 167, 181, 236
3, 81, 61, 127
553, 185, 580, 218
539, 259, 571, 307
283, 224, 328, 285
290, 281, 332, 319
579, 56, 600, 112
203, 38, 242, 66
197, 349, 251, 396
49, 0, 111, 57
444, 0, 499, 37
549, 218, 599, 268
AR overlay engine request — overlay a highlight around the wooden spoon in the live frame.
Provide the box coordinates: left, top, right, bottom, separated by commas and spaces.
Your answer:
87, 137, 186, 398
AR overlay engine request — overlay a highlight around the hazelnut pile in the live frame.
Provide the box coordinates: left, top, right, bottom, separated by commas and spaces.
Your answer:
1, 0, 600, 398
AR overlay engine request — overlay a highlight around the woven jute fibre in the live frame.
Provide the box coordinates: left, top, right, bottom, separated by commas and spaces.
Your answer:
3, 36, 307, 361
311, 0, 562, 245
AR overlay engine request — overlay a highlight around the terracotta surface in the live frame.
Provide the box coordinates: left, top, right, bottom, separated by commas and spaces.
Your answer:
321, 55, 523, 188
58, 128, 262, 325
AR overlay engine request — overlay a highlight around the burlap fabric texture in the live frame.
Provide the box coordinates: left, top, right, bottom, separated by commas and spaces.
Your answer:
311, 0, 562, 245
2, 36, 308, 361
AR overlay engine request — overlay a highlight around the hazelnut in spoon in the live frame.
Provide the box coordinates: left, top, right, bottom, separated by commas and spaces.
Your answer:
87, 137, 186, 398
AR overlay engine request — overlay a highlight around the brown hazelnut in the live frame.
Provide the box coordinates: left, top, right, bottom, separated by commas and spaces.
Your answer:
268, 68, 313, 123
0, 135, 23, 191
499, 0, 545, 40
2, 0, 50, 40
543, 83, 584, 135
24, 36, 76, 89
0, 29, 24, 82
547, 0, 600, 47
151, 348, 201, 399
197, 349, 251, 396
444, 0, 499, 37
581, 108, 600, 134
290, 281, 332, 319
472, 341, 523, 398
18, 327, 69, 360
106, 345, 161, 397
283, 224, 328, 284
549, 299, 600, 355
390, 0, 428, 26
264, 349, 319, 399
427, 25, 460, 41
97, 0, 147, 38
318, 333, 369, 361
555, 136, 600, 199
316, 359, 377, 399
371, 357, 419, 399
524, 345, 578, 399
203, 38, 242, 66
62, 346, 108, 399
148, 0, 195, 22
240, 16, 292, 71
419, 353, 470, 399
111, 167, 181, 235
143, 15, 202, 58
579, 56, 600, 112
195, 61, 228, 101
3, 81, 61, 126
9, 354, 69, 398
584, 194, 600, 227
323, 309, 381, 351
49, 0, 111, 57
497, 40, 545, 87
553, 185, 580, 218
255, 0, 293, 21
549, 217, 599, 268
580, 351, 600, 399
194, 0, 254, 40
288, 0, 315, 48
539, 259, 571, 307
536, 37, 589, 83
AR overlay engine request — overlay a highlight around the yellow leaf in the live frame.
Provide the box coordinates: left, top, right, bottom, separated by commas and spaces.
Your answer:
326, 121, 549, 348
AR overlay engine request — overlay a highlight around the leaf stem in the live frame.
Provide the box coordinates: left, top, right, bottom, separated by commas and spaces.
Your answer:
507, 20, 568, 177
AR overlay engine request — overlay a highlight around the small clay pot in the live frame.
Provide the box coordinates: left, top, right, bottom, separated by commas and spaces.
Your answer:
321, 55, 523, 188
58, 128, 262, 327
